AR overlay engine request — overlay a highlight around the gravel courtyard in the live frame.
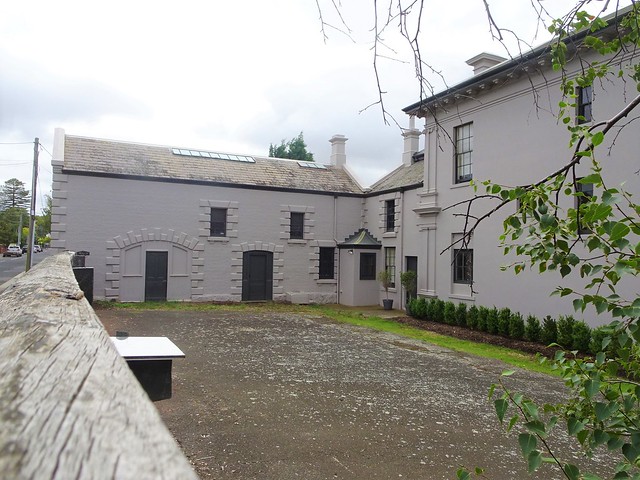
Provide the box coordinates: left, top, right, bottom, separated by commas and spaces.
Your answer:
97, 308, 610, 480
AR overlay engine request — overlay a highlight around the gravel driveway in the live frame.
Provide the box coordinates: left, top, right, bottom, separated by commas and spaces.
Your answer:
97, 308, 610, 480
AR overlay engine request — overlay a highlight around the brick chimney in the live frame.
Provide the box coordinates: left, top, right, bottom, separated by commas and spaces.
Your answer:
402, 116, 420, 166
329, 134, 347, 169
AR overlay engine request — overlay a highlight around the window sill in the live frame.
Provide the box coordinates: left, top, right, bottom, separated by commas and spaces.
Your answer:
288, 239, 307, 245
208, 236, 229, 243
382, 232, 397, 238
317, 279, 337, 284
451, 182, 472, 190
449, 293, 475, 301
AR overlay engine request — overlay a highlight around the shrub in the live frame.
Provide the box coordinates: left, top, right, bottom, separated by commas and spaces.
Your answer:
590, 325, 616, 356
508, 312, 525, 340
476, 306, 489, 332
486, 307, 499, 335
498, 308, 511, 336
455, 302, 467, 327
432, 299, 445, 323
572, 321, 592, 353
409, 297, 427, 319
444, 301, 457, 325
540, 316, 558, 345
467, 305, 479, 330
524, 315, 542, 343
557, 315, 577, 349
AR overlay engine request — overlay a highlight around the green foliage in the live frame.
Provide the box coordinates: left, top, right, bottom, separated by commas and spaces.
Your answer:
430, 299, 445, 323
508, 312, 525, 340
541, 316, 558, 345
524, 315, 542, 343
0, 178, 30, 210
557, 315, 577, 349
486, 307, 499, 335
476, 306, 488, 332
377, 269, 393, 299
0, 206, 28, 246
571, 321, 592, 353
467, 305, 479, 330
268, 132, 314, 161
444, 301, 457, 325
400, 271, 417, 303
498, 307, 512, 336
455, 302, 467, 327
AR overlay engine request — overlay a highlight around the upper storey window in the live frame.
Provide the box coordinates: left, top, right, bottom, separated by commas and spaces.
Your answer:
454, 122, 473, 183
577, 86, 593, 124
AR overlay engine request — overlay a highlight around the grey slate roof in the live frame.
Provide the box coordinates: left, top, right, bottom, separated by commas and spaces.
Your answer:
367, 159, 423, 193
338, 228, 382, 249
63, 135, 364, 195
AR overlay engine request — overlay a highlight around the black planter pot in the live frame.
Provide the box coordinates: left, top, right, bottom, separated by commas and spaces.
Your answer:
382, 299, 394, 310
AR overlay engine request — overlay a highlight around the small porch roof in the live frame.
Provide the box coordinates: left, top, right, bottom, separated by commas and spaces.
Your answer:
338, 228, 382, 250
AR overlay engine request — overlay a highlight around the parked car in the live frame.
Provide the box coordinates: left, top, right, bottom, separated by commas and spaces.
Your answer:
34, 245, 42, 253
3, 244, 23, 257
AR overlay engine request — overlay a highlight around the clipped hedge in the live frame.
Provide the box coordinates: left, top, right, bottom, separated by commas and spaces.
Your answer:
406, 296, 599, 356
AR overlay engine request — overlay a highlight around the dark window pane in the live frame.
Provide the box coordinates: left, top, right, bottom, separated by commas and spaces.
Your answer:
577, 86, 592, 124
319, 247, 335, 279
576, 180, 594, 234
453, 249, 473, 284
360, 252, 376, 280
385, 199, 395, 232
210, 208, 227, 237
290, 212, 304, 239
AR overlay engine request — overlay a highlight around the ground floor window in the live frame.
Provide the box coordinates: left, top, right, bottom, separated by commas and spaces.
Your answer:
319, 247, 335, 279
453, 249, 473, 284
385, 247, 396, 288
360, 252, 376, 280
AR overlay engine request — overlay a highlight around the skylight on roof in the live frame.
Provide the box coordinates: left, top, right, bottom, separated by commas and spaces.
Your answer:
297, 161, 327, 170
172, 148, 255, 163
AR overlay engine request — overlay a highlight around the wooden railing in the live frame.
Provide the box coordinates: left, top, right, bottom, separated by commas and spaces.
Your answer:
0, 253, 198, 480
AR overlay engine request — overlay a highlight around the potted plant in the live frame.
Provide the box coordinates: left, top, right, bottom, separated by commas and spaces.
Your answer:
400, 270, 417, 306
377, 269, 394, 310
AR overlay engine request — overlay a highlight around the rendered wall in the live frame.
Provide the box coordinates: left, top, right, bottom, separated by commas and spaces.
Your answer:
418, 49, 639, 326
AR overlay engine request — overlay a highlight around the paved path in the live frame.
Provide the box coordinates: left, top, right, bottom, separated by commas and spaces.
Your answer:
97, 309, 610, 480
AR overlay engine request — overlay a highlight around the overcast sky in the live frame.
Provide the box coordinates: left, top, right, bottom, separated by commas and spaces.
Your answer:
0, 1, 626, 211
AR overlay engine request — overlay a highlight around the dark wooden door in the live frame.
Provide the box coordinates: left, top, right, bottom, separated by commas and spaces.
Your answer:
145, 251, 168, 301
242, 251, 273, 301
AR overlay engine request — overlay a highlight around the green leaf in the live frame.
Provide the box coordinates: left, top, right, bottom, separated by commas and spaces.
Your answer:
595, 402, 618, 422
585, 378, 600, 399
591, 131, 605, 146
501, 370, 516, 376
608, 436, 625, 450
507, 414, 519, 432
568, 417, 585, 435
519, 433, 537, 457
524, 420, 546, 437
495, 398, 508, 423
564, 463, 580, 480
527, 450, 542, 472
456, 469, 471, 480
623, 443, 640, 463
610, 222, 631, 242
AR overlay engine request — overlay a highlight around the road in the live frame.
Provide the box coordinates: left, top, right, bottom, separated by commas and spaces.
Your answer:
0, 249, 56, 285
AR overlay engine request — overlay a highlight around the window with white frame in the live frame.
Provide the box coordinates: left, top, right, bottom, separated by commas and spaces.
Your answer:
453, 248, 473, 284
577, 86, 592, 124
385, 247, 396, 288
454, 122, 473, 183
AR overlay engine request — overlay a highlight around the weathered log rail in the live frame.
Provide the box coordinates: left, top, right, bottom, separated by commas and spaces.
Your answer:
0, 253, 197, 480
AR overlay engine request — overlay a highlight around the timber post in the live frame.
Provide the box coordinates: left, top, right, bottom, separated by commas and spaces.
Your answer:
0, 252, 197, 480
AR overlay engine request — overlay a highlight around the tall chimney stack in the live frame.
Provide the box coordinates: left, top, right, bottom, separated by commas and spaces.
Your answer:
329, 134, 348, 169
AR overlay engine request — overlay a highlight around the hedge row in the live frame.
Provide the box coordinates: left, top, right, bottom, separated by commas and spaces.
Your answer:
407, 297, 605, 355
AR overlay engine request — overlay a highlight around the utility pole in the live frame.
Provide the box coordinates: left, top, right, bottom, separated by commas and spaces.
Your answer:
26, 137, 38, 272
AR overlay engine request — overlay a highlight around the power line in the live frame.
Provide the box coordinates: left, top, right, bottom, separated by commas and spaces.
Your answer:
0, 161, 31, 166
39, 143, 53, 158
